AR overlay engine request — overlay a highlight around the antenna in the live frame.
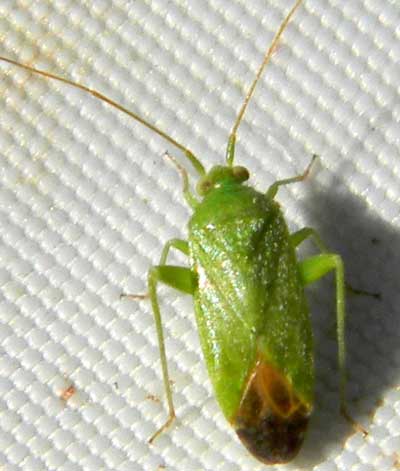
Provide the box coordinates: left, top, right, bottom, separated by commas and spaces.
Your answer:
0, 56, 206, 176
226, 0, 304, 166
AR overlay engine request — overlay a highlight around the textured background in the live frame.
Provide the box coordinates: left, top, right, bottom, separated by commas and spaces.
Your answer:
0, 1, 400, 470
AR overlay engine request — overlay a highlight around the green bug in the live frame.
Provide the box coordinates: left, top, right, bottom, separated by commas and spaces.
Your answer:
0, 0, 365, 464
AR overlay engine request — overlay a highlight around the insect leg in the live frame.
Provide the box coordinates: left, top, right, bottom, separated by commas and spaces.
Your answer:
298, 254, 367, 436
159, 238, 189, 265
292, 229, 380, 299
121, 238, 195, 443
146, 265, 197, 443
265, 155, 317, 199
164, 152, 199, 208
121, 239, 190, 300
144, 264, 196, 444
290, 227, 327, 252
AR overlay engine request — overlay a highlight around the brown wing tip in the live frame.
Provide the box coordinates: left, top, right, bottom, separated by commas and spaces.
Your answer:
235, 405, 310, 464
232, 359, 311, 464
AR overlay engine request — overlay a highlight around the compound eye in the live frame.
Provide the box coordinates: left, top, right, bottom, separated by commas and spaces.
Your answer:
232, 166, 250, 182
197, 178, 213, 196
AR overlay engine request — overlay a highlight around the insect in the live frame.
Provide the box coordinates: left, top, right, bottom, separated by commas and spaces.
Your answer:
0, 0, 364, 464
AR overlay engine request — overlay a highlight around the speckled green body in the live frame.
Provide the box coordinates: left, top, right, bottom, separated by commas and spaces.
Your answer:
189, 182, 314, 421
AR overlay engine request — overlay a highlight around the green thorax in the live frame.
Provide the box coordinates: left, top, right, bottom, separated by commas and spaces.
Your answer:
188, 176, 314, 420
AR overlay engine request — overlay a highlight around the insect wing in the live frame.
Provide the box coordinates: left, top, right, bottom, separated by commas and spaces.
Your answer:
189, 185, 313, 463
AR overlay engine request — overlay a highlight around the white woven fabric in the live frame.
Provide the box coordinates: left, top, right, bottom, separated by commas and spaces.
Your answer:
0, 1, 399, 470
